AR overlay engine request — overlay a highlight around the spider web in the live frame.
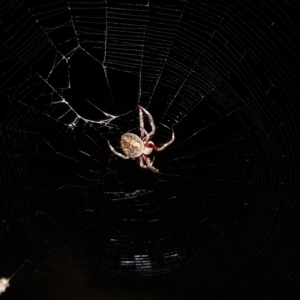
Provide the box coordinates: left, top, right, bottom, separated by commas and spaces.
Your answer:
1, 1, 300, 299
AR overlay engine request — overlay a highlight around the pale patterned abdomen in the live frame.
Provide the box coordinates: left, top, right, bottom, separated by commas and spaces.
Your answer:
121, 133, 144, 158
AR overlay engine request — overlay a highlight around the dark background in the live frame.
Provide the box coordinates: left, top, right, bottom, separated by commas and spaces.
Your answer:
0, 1, 299, 299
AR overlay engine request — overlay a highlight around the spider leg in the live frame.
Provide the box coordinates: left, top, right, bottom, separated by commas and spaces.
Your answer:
144, 141, 159, 151
156, 130, 175, 151
142, 130, 149, 142
142, 154, 159, 173
139, 106, 156, 141
139, 106, 147, 139
107, 140, 129, 159
139, 156, 148, 169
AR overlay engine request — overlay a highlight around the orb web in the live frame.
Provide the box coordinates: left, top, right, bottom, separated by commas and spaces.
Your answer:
0, 1, 299, 299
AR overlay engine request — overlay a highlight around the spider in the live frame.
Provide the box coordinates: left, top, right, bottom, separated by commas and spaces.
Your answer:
107, 106, 175, 173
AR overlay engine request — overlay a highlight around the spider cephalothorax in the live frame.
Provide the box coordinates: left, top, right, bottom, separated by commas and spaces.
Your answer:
108, 106, 175, 173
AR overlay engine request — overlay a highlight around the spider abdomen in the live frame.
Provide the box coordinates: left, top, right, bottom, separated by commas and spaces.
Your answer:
121, 133, 144, 158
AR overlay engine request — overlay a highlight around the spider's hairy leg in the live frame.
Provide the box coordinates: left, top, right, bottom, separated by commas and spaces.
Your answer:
107, 140, 129, 159
144, 141, 159, 151
139, 105, 147, 139
156, 130, 175, 152
139, 106, 156, 141
143, 154, 159, 173
139, 156, 148, 169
